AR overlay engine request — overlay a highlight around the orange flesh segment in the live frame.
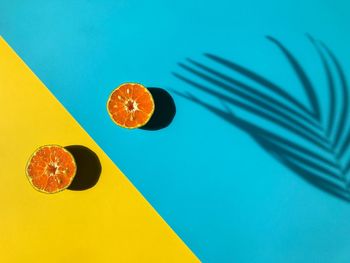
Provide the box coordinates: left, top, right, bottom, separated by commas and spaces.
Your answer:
107, 83, 155, 128
26, 145, 76, 193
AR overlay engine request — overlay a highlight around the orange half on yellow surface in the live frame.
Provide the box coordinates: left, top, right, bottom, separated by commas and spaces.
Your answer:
25, 145, 76, 194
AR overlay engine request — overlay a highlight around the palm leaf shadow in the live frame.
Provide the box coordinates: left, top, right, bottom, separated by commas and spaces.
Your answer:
174, 35, 350, 202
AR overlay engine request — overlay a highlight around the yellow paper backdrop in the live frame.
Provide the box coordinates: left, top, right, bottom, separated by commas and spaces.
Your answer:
0, 37, 198, 263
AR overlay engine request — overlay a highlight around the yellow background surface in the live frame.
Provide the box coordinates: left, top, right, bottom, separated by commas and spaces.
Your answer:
0, 37, 198, 263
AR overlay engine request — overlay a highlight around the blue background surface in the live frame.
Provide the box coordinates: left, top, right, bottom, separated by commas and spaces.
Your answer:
1, 1, 350, 262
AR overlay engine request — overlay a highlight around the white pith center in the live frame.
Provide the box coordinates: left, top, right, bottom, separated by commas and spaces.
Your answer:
47, 162, 60, 176
125, 99, 139, 113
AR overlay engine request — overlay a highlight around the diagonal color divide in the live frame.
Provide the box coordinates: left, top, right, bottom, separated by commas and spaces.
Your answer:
0, 37, 199, 263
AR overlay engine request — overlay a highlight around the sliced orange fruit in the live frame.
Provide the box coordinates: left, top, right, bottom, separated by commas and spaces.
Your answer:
107, 83, 155, 129
25, 145, 77, 194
